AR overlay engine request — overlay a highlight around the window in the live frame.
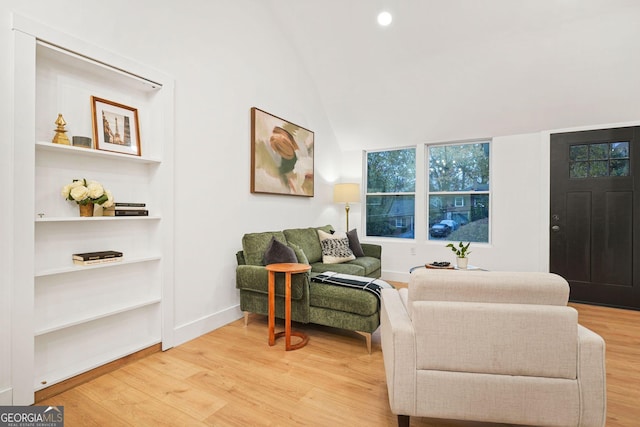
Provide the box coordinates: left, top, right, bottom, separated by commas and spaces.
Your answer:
365, 148, 416, 238
428, 141, 490, 243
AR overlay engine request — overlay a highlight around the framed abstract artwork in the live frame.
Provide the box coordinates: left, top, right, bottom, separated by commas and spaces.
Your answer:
250, 107, 314, 196
91, 96, 141, 156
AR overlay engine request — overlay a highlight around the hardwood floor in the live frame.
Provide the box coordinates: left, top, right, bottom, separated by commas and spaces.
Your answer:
39, 289, 640, 426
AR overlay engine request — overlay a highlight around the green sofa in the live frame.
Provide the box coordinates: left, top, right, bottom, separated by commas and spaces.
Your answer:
236, 225, 383, 352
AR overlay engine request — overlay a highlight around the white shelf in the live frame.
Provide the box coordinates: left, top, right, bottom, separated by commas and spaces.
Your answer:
36, 141, 161, 164
34, 298, 161, 336
12, 14, 174, 404
35, 215, 161, 223
34, 337, 161, 391
35, 255, 161, 277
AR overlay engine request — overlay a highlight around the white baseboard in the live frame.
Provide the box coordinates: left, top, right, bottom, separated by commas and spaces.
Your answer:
0, 387, 12, 405
172, 304, 243, 347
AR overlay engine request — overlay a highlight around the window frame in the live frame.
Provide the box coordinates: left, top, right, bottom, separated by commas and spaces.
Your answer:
363, 146, 417, 240
362, 140, 491, 243
426, 140, 491, 244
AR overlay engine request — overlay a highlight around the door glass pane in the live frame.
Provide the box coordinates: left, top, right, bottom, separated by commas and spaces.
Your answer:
589, 144, 609, 160
611, 142, 629, 159
589, 161, 608, 177
570, 161, 588, 178
570, 145, 588, 161
610, 159, 630, 176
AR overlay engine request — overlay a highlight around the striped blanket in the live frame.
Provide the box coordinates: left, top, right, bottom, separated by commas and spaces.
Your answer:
311, 272, 394, 301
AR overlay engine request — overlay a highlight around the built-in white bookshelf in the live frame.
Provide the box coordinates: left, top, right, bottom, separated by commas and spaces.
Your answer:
11, 14, 174, 404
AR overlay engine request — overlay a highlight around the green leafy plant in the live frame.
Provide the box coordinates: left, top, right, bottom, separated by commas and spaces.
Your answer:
446, 241, 471, 258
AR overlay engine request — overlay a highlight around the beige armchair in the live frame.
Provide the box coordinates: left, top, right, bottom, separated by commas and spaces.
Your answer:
380, 269, 606, 427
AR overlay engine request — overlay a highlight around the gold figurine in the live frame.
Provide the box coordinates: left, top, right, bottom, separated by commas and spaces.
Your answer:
52, 113, 71, 145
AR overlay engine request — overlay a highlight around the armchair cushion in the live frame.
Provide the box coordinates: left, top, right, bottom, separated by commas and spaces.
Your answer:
289, 243, 309, 265
310, 279, 379, 316
283, 225, 333, 263
413, 301, 578, 378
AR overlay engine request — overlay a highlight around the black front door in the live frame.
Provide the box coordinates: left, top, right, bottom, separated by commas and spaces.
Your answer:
550, 126, 640, 309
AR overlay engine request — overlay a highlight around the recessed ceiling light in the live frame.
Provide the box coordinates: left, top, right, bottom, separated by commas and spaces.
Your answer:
377, 11, 392, 26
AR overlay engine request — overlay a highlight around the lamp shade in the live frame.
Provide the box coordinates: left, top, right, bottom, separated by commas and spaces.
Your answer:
333, 183, 360, 203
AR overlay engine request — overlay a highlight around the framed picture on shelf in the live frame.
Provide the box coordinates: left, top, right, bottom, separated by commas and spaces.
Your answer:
91, 96, 141, 156
250, 107, 314, 197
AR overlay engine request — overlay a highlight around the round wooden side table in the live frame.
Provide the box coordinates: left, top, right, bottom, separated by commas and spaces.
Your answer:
265, 263, 311, 351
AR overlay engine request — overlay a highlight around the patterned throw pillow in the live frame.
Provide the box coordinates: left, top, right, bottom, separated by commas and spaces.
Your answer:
317, 229, 356, 264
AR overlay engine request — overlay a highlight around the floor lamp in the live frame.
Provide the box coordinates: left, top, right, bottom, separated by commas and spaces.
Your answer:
333, 183, 360, 231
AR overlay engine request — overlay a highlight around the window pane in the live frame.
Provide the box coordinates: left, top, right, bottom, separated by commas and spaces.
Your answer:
429, 143, 489, 192
367, 148, 416, 193
428, 194, 488, 242
366, 195, 415, 238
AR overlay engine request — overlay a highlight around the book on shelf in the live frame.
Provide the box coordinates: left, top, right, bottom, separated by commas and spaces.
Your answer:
103, 208, 149, 216
72, 250, 123, 261
114, 202, 146, 207
73, 257, 123, 266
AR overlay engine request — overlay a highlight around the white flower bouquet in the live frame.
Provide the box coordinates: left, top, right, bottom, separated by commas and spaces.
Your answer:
61, 178, 114, 207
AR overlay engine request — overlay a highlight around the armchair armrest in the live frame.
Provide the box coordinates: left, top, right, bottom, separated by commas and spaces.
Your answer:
576, 325, 607, 427
361, 243, 382, 259
380, 288, 416, 416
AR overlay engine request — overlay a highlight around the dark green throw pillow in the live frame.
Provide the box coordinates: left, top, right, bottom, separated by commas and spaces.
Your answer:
347, 228, 365, 257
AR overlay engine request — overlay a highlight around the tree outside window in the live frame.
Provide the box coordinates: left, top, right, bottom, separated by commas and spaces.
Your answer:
428, 142, 490, 242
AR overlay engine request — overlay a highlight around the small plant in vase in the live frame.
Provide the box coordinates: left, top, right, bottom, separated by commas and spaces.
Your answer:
62, 178, 114, 217
446, 241, 471, 269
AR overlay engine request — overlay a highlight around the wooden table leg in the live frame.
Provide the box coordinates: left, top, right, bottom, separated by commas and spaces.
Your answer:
284, 271, 309, 351
268, 270, 275, 346
265, 263, 309, 351
285, 272, 292, 349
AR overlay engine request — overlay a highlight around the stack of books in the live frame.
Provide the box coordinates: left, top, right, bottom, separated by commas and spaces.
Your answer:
72, 250, 123, 266
103, 202, 148, 216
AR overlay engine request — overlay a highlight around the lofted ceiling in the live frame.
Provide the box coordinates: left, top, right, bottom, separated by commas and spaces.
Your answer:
267, 0, 640, 150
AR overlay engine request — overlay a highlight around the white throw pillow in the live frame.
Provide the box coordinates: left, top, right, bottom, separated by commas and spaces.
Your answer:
318, 229, 356, 264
